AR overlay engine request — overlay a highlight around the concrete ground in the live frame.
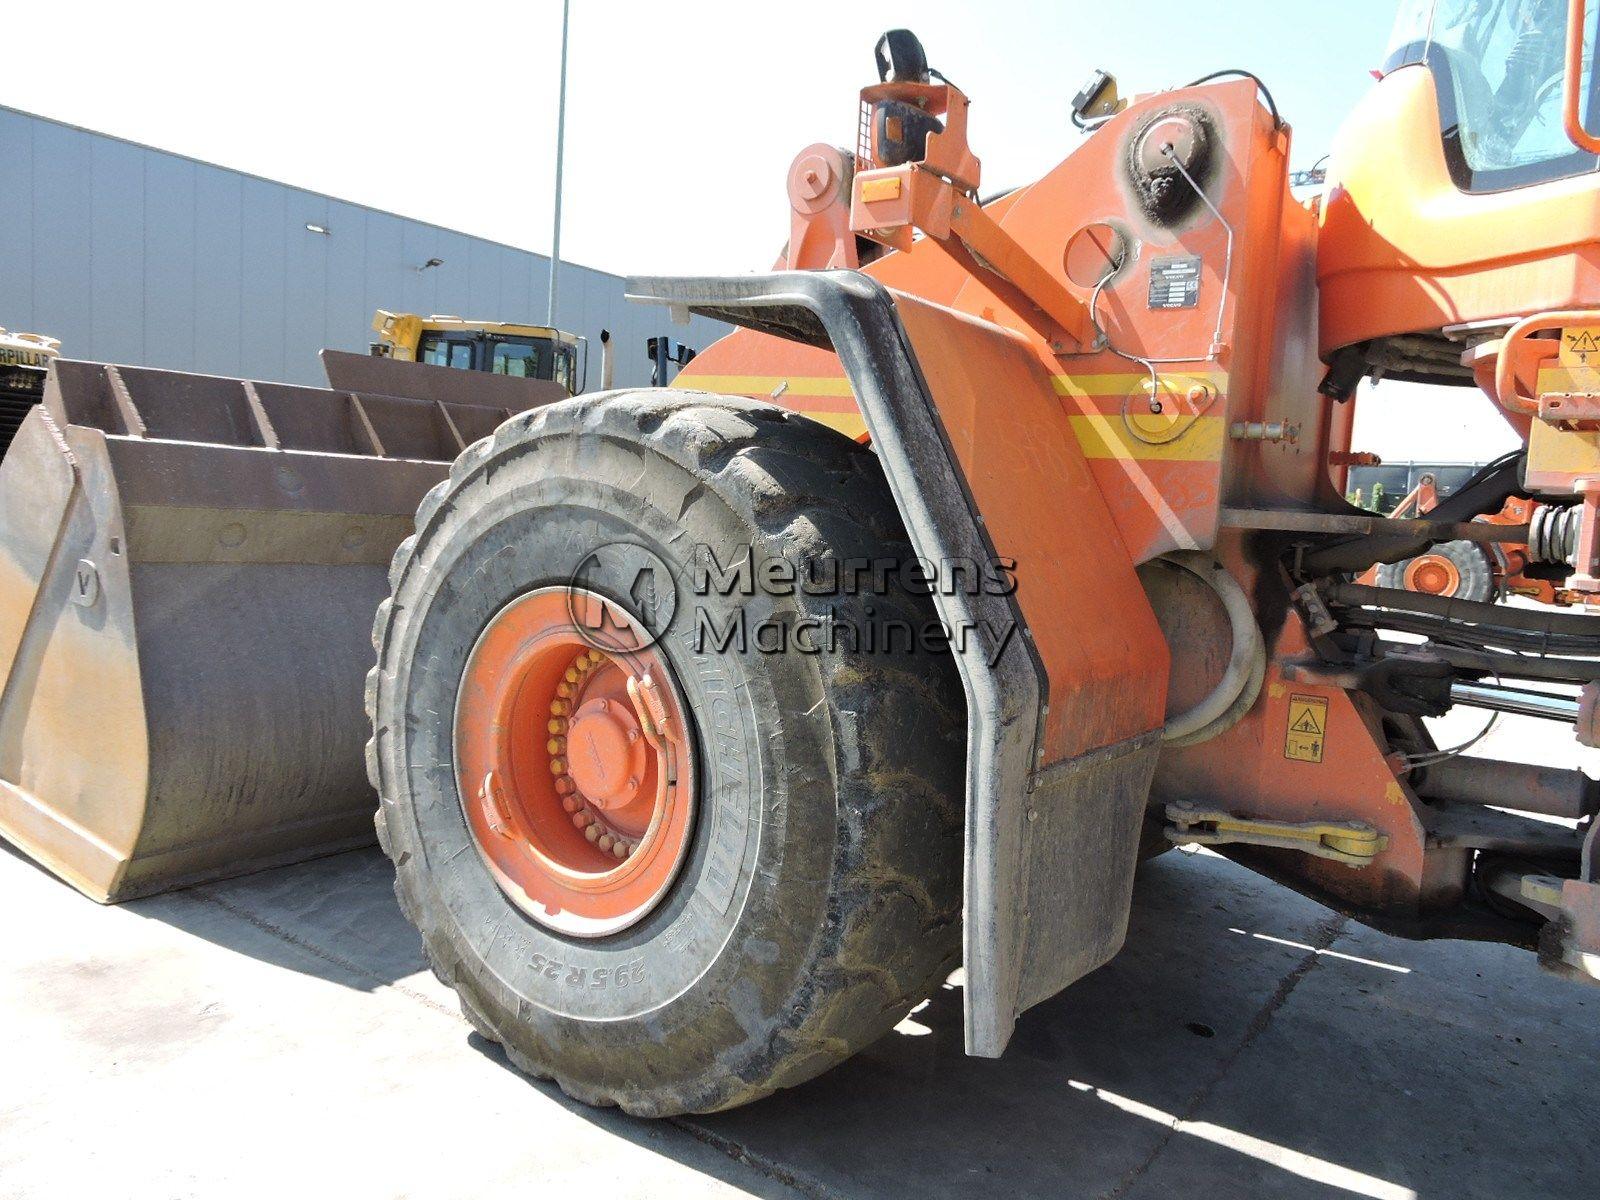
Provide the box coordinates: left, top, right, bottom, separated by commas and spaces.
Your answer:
3, 783, 1595, 1200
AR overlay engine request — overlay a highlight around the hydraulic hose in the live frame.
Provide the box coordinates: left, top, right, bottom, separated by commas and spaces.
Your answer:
1159, 552, 1267, 746
1323, 580, 1600, 637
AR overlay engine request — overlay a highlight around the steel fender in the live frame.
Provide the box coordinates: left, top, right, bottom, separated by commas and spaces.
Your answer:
628, 271, 1169, 1055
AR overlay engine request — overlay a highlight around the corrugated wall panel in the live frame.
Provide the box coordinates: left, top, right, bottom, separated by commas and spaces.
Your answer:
239, 177, 289, 382
2, 106, 729, 389
0, 110, 35, 328
29, 120, 93, 349
143, 154, 198, 370
90, 137, 146, 364
283, 190, 330, 375
193, 166, 244, 376
323, 200, 370, 356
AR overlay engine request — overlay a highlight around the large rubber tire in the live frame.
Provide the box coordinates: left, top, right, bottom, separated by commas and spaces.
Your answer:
1376, 539, 1497, 604
367, 390, 965, 1116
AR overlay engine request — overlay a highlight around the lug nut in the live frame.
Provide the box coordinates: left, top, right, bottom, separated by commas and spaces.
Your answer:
584, 823, 601, 843
547, 718, 564, 735
598, 834, 614, 852
546, 737, 565, 755
572, 810, 591, 828
612, 841, 627, 860
549, 758, 566, 775
554, 776, 574, 795
550, 700, 569, 717
561, 795, 581, 814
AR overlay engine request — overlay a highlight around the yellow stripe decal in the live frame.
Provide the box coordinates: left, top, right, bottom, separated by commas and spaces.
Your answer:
674, 374, 855, 397
680, 371, 1226, 461
1067, 414, 1225, 463
801, 412, 869, 438
685, 370, 1226, 400
1050, 369, 1226, 400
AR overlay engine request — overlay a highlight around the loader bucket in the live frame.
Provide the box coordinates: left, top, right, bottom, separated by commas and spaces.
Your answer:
0, 358, 553, 902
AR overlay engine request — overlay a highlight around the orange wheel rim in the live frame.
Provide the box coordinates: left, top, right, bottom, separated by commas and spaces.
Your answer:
454, 587, 695, 937
1403, 554, 1462, 597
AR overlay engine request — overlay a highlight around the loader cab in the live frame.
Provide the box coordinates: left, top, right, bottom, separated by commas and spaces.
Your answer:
371, 310, 584, 396
416, 330, 579, 394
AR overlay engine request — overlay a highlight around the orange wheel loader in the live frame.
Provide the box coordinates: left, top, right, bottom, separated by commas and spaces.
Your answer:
8, 3, 1600, 1117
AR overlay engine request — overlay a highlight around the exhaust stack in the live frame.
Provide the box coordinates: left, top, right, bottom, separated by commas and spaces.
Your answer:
599, 328, 614, 390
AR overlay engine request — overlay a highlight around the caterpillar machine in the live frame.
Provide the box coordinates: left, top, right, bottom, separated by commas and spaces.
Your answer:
2, 0, 1600, 1117
0, 327, 59, 456
364, 309, 585, 390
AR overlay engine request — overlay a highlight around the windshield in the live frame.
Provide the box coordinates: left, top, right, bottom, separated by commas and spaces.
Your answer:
1386, 0, 1599, 191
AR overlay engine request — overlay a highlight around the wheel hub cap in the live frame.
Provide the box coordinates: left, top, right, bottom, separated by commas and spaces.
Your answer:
1404, 554, 1461, 597
453, 587, 696, 937
567, 698, 647, 810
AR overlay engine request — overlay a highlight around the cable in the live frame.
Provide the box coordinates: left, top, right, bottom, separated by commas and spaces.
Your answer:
1089, 265, 1189, 443
1087, 144, 1231, 447
1396, 673, 1502, 773
1181, 69, 1283, 129
1455, 448, 1523, 494
1088, 262, 1220, 446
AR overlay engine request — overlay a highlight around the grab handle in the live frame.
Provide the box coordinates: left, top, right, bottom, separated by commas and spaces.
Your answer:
1566, 0, 1600, 154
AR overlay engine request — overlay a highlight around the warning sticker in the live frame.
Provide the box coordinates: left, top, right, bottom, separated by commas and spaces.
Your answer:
1284, 694, 1328, 764
1560, 326, 1600, 367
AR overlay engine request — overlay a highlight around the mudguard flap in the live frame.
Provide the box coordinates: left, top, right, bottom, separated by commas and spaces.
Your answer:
629, 272, 1169, 1055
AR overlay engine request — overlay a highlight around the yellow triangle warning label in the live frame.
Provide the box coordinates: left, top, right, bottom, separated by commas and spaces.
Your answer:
1284, 695, 1329, 763
1560, 326, 1600, 366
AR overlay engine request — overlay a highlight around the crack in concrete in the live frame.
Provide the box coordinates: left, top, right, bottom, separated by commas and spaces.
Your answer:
672, 1117, 848, 1200
1098, 912, 1350, 1200
184, 886, 457, 1018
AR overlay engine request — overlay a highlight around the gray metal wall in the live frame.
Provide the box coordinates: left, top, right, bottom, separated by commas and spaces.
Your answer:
0, 106, 726, 390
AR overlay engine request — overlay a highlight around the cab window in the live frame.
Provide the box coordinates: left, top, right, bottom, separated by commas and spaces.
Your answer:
1386, 0, 1600, 192
418, 335, 476, 370
490, 339, 551, 379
